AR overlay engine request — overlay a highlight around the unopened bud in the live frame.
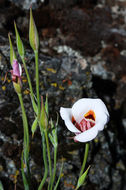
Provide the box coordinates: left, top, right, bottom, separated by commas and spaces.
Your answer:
14, 22, 25, 59
12, 60, 22, 94
29, 8, 39, 51
40, 96, 48, 131
8, 34, 17, 66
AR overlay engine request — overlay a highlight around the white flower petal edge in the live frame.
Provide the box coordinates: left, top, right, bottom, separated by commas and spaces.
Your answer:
60, 107, 80, 133
74, 123, 102, 142
93, 99, 109, 124
19, 63, 22, 76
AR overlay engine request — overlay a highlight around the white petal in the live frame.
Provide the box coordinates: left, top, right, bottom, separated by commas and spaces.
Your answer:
60, 107, 80, 133
96, 114, 109, 131
72, 98, 109, 126
97, 122, 106, 131
72, 98, 96, 123
74, 123, 101, 142
72, 98, 97, 123
93, 99, 109, 125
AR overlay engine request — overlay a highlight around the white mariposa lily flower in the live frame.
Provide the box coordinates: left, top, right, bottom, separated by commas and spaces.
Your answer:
60, 98, 109, 142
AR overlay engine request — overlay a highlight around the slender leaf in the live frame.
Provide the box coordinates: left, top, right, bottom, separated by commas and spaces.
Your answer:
45, 94, 49, 116
31, 97, 38, 115
54, 161, 64, 190
76, 165, 91, 189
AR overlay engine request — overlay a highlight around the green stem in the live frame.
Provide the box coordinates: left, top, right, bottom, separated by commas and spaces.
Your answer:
18, 93, 29, 161
18, 93, 30, 189
53, 147, 57, 183
35, 50, 40, 116
50, 146, 57, 189
54, 161, 63, 190
22, 58, 34, 99
22, 58, 38, 114
21, 151, 30, 190
38, 133, 48, 190
45, 131, 52, 179
79, 143, 89, 177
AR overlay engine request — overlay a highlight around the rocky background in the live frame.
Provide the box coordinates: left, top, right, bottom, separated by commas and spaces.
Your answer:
0, 0, 126, 189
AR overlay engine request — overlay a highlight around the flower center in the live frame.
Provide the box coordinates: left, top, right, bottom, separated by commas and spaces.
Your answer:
72, 110, 96, 132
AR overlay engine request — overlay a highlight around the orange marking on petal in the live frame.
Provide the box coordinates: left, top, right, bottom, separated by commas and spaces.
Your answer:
84, 110, 96, 121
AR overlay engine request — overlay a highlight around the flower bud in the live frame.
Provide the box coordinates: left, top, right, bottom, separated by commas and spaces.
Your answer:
8, 34, 17, 66
12, 60, 22, 94
40, 96, 48, 132
14, 22, 25, 59
29, 8, 39, 51
31, 117, 38, 138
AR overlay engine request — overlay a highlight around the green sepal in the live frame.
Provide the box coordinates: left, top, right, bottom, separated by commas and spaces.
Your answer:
8, 33, 17, 66
76, 165, 90, 189
14, 21, 25, 59
29, 8, 39, 51
14, 81, 22, 94
31, 117, 38, 137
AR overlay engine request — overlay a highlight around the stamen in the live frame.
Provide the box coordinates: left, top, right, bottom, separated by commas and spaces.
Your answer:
72, 116, 95, 132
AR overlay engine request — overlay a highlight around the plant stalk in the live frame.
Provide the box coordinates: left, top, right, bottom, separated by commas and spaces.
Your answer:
79, 143, 89, 177
35, 50, 40, 116
22, 59, 34, 99
18, 93, 29, 161
18, 93, 30, 189
38, 132, 48, 190
22, 58, 38, 114
45, 131, 52, 177
50, 146, 57, 189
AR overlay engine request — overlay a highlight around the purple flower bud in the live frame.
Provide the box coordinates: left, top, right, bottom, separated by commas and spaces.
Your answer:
12, 60, 22, 78
11, 60, 22, 94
